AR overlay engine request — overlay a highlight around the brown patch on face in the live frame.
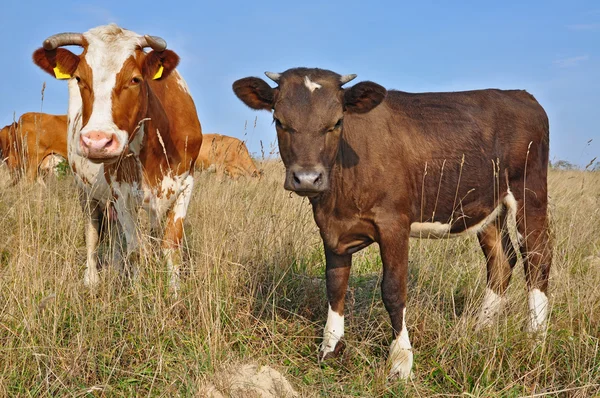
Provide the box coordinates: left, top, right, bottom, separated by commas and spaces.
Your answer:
74, 57, 95, 128
111, 54, 147, 140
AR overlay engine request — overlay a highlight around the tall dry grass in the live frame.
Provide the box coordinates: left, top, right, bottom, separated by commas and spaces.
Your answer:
0, 163, 598, 397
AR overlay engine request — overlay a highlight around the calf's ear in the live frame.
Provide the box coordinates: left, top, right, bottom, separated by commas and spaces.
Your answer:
32, 48, 80, 80
232, 77, 275, 111
344, 81, 387, 114
143, 49, 180, 80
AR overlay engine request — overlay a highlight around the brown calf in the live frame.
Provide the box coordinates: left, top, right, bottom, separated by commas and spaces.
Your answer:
196, 133, 260, 178
233, 68, 551, 379
0, 113, 67, 183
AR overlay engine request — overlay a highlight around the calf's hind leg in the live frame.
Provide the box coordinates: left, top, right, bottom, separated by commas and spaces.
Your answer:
476, 211, 518, 329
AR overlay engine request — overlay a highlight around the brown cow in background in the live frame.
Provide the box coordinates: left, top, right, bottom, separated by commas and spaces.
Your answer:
197, 133, 261, 178
0, 113, 68, 183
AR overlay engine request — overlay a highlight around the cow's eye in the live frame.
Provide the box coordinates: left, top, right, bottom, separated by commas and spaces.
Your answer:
131, 76, 142, 85
273, 118, 283, 129
75, 76, 81, 83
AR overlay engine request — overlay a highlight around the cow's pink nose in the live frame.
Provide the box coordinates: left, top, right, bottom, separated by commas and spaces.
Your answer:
81, 131, 114, 150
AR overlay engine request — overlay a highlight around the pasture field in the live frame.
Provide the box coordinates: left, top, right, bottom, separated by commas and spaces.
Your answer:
0, 163, 599, 397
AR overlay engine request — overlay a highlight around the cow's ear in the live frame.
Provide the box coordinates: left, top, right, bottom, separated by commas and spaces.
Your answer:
344, 81, 387, 114
232, 77, 274, 111
32, 48, 80, 80
143, 50, 179, 80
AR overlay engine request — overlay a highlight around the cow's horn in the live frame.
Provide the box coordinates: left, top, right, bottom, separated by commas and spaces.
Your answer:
42, 33, 84, 50
264, 72, 281, 83
140, 35, 167, 51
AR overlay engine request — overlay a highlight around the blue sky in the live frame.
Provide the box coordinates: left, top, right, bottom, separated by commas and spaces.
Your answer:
1, 1, 598, 165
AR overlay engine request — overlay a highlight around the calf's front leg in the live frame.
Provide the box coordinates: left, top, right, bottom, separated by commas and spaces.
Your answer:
319, 247, 351, 360
378, 220, 412, 380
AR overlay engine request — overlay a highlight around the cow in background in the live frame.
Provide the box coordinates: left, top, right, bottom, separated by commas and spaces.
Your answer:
197, 133, 261, 178
33, 24, 203, 292
0, 113, 68, 184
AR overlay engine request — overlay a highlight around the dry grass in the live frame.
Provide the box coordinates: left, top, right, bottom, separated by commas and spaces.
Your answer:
0, 163, 599, 397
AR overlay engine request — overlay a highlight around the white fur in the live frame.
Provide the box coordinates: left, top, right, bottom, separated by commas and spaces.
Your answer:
476, 288, 505, 329
78, 25, 140, 157
410, 191, 517, 238
389, 308, 413, 380
83, 217, 100, 287
527, 289, 548, 333
175, 72, 191, 94
320, 305, 344, 357
304, 76, 321, 92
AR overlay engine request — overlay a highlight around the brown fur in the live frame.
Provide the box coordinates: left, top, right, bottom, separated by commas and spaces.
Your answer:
0, 113, 68, 183
233, 67, 551, 364
196, 134, 260, 178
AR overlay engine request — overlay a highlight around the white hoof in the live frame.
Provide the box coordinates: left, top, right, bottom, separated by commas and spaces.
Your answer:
83, 267, 100, 288
526, 289, 548, 333
388, 346, 413, 380
476, 288, 505, 330
388, 308, 413, 380
319, 305, 344, 359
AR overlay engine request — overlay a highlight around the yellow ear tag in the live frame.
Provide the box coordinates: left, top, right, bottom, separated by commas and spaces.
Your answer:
53, 66, 71, 80
153, 65, 164, 80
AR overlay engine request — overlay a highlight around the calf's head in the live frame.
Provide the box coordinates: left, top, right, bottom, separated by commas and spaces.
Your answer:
233, 68, 386, 196
32, 24, 179, 163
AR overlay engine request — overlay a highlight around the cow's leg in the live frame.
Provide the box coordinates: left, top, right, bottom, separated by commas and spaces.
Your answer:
319, 247, 351, 361
379, 220, 412, 380
475, 211, 516, 328
113, 194, 140, 282
80, 196, 102, 288
516, 203, 551, 333
162, 174, 194, 295
101, 204, 124, 275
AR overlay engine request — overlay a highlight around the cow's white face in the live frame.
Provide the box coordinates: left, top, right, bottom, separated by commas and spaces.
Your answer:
33, 24, 180, 164
72, 26, 141, 162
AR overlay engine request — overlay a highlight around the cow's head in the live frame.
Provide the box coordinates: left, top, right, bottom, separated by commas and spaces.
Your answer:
32, 24, 179, 163
233, 68, 386, 196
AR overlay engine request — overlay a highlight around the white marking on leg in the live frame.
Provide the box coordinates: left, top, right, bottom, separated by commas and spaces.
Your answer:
304, 76, 322, 92
388, 308, 413, 380
504, 189, 524, 244
527, 288, 548, 333
476, 288, 505, 329
162, 174, 194, 294
83, 217, 100, 287
320, 304, 344, 357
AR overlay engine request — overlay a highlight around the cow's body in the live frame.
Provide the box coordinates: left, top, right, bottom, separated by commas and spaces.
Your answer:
0, 113, 67, 183
196, 133, 260, 178
233, 68, 551, 379
33, 24, 202, 291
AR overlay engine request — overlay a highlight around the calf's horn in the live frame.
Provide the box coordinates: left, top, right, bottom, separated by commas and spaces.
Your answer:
265, 72, 281, 83
43, 33, 84, 50
340, 74, 357, 85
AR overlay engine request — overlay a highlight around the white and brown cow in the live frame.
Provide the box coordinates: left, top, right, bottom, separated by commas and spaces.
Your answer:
33, 24, 202, 291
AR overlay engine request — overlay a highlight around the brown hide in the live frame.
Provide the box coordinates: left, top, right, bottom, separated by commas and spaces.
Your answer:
196, 134, 260, 178
233, 68, 552, 374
